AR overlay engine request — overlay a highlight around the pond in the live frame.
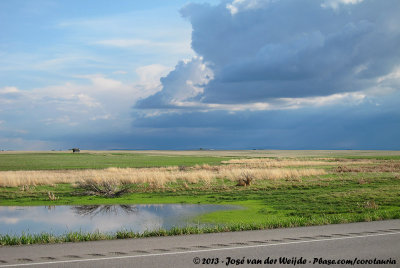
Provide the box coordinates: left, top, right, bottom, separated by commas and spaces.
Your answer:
0, 204, 235, 236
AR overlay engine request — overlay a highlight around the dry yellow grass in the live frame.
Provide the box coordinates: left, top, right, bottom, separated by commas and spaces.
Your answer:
223, 158, 334, 167
0, 162, 326, 187
335, 161, 400, 173
222, 158, 373, 168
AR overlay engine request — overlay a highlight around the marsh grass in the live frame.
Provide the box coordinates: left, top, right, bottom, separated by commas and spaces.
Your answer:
335, 162, 400, 173
47, 192, 58, 201
223, 158, 374, 167
0, 163, 326, 188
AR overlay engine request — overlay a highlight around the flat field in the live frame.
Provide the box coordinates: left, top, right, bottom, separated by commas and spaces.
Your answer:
1, 150, 400, 245
0, 151, 229, 171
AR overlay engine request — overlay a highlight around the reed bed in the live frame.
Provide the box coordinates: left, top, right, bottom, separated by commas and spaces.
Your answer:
222, 158, 373, 168
335, 161, 400, 173
0, 162, 326, 187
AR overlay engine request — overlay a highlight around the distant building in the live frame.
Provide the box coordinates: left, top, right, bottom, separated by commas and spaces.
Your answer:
72, 148, 80, 153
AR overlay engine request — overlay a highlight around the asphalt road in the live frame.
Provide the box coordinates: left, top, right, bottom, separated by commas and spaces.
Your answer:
0, 220, 399, 267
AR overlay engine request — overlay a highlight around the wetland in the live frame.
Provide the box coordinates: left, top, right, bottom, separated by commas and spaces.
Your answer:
1, 150, 399, 245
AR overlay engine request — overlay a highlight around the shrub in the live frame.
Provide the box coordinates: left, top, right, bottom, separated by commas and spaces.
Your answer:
75, 180, 132, 197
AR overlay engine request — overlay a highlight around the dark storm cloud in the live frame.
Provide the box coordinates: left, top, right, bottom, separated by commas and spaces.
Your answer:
128, 0, 400, 150
137, 0, 400, 107
184, 0, 400, 103
131, 93, 400, 149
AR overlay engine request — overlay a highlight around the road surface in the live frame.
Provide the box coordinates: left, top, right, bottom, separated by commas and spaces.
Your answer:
0, 220, 399, 267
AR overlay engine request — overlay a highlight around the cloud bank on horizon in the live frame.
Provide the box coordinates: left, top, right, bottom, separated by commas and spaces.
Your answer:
1, 0, 399, 150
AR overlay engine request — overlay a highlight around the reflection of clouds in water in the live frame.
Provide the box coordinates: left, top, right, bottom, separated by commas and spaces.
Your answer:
0, 206, 164, 234
0, 206, 27, 224
0, 206, 89, 235
0, 204, 232, 235
0, 217, 20, 224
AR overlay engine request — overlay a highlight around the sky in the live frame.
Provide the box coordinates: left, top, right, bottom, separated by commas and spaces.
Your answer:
1, 0, 399, 150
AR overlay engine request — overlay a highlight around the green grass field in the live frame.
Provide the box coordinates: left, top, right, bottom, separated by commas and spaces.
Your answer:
0, 151, 230, 171
1, 150, 400, 245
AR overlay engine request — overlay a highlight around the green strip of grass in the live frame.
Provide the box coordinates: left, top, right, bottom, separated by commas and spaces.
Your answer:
0, 152, 230, 171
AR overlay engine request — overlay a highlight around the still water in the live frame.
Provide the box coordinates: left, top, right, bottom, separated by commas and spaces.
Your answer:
0, 204, 234, 235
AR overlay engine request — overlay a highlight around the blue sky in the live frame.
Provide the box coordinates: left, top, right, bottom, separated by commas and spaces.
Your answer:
1, 0, 399, 150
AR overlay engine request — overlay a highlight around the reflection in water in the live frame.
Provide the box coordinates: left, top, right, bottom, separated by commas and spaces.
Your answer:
0, 204, 235, 236
72, 205, 138, 217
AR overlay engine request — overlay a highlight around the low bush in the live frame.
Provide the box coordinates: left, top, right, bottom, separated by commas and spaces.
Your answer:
75, 180, 132, 197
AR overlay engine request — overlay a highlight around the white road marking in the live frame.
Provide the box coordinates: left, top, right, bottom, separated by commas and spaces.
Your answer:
1, 231, 399, 267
